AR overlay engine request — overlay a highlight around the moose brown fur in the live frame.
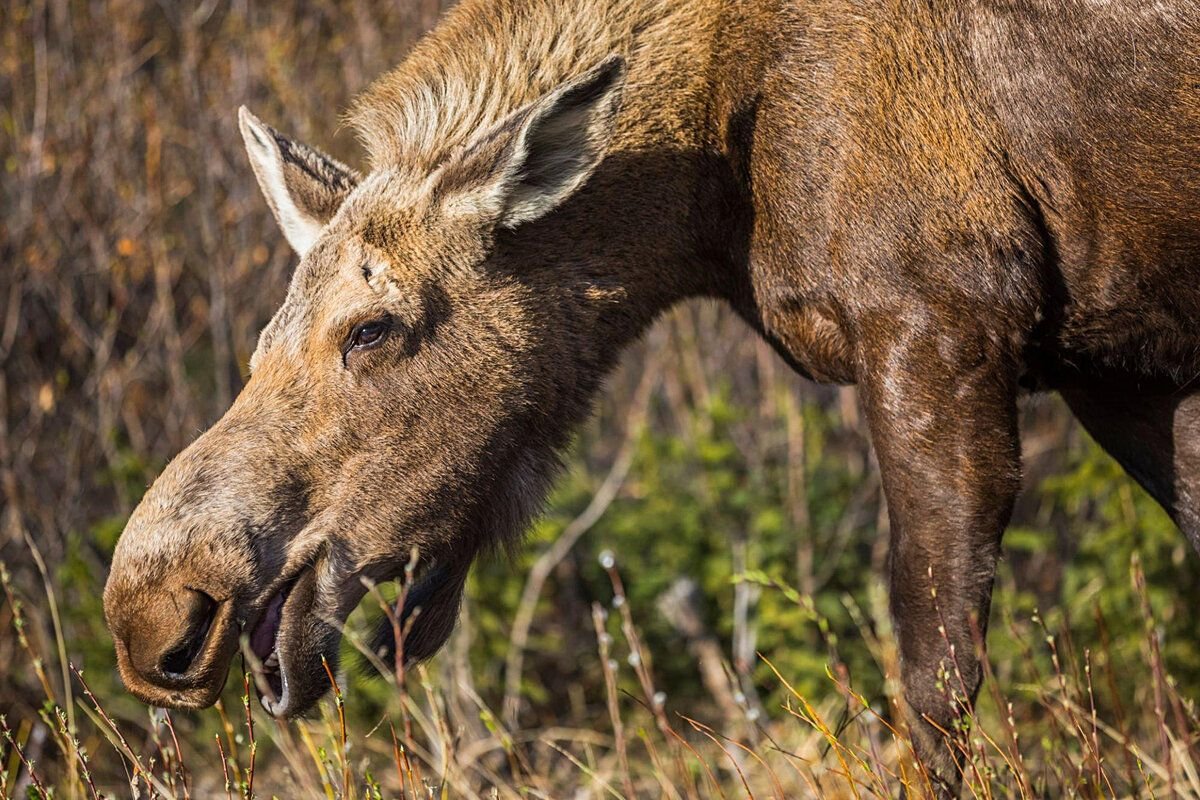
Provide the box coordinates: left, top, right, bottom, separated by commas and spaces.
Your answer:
104, 0, 1200, 794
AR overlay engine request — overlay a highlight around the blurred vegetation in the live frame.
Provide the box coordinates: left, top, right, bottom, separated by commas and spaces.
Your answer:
3, 1, 1200, 797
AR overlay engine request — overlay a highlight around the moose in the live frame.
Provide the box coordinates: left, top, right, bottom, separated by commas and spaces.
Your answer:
103, 0, 1200, 794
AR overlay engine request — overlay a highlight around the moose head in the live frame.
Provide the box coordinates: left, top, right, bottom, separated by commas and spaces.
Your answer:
103, 57, 636, 717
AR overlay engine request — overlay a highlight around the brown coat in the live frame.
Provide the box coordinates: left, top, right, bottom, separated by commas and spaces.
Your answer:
104, 1, 1200, 794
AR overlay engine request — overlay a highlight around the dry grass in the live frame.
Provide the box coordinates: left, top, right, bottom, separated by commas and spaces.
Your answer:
4, 549, 1200, 798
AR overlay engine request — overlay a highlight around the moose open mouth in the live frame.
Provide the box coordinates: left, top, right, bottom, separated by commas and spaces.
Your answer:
248, 578, 291, 705
246, 568, 315, 717
240, 558, 467, 717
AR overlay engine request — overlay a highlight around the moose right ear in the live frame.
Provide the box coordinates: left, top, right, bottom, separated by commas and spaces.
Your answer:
238, 107, 361, 257
432, 55, 626, 230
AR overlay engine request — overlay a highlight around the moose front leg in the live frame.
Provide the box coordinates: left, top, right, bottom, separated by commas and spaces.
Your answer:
857, 318, 1022, 796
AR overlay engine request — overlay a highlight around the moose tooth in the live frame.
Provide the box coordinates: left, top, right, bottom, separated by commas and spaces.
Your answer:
265, 652, 278, 668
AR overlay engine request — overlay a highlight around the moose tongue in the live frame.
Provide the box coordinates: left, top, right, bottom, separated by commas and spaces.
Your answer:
250, 591, 285, 660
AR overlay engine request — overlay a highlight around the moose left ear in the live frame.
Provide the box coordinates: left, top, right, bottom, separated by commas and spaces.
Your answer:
435, 55, 627, 228
239, 107, 361, 256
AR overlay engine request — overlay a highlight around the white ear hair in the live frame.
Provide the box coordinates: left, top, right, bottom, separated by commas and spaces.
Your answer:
239, 107, 324, 255
238, 107, 360, 256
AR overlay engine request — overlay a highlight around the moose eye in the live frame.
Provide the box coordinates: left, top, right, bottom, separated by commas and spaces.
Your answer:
342, 317, 392, 365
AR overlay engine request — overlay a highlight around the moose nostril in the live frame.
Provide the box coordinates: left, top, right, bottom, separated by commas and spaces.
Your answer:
158, 589, 218, 679
160, 641, 198, 678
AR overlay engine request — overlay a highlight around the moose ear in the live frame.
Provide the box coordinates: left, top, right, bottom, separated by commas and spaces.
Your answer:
238, 107, 360, 256
436, 55, 626, 229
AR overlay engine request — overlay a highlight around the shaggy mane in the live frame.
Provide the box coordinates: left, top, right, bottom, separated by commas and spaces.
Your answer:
346, 0, 714, 171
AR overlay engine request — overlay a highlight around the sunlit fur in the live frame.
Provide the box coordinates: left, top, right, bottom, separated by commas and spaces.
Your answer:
106, 2, 1200, 796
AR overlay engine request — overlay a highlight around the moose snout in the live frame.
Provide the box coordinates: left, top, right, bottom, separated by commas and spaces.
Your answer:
104, 507, 251, 708
104, 417, 289, 708
105, 572, 239, 707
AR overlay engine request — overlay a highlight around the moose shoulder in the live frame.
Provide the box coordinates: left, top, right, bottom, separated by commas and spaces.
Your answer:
103, 0, 1200, 795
